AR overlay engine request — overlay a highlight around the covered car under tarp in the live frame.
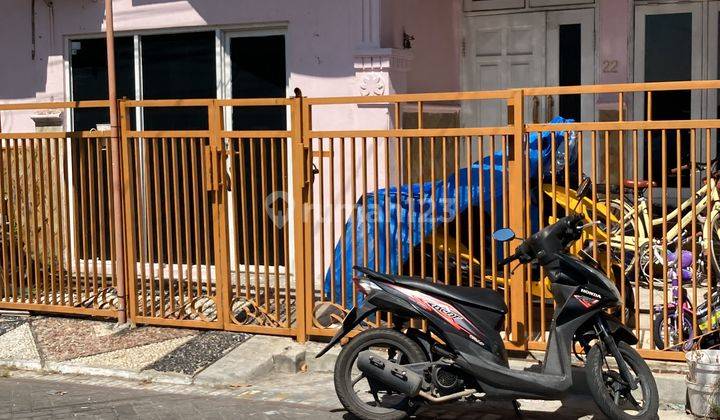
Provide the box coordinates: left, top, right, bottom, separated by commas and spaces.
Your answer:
323, 117, 576, 308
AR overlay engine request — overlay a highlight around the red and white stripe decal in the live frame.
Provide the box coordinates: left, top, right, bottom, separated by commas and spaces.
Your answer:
388, 284, 483, 340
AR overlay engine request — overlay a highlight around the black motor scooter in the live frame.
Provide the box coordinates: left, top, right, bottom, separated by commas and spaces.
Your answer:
317, 204, 658, 419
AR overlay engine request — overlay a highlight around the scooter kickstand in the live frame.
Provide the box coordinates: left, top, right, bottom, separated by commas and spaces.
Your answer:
512, 399, 522, 418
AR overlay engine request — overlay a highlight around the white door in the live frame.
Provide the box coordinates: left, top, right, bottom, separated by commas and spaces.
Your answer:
463, 12, 546, 127
463, 9, 595, 126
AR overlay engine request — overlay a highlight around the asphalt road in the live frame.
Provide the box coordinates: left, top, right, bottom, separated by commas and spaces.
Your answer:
0, 374, 691, 419
0, 377, 344, 420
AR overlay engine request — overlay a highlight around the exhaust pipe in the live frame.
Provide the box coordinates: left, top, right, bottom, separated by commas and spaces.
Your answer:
357, 350, 424, 397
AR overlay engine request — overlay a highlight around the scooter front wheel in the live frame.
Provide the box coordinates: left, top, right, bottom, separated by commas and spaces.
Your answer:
586, 341, 659, 420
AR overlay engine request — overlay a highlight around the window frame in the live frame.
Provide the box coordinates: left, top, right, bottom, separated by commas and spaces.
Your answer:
63, 25, 292, 276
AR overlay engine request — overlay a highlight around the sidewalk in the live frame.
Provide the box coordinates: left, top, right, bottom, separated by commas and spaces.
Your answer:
0, 314, 691, 418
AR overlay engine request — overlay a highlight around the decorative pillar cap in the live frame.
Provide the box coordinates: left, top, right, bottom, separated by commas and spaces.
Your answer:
30, 110, 64, 128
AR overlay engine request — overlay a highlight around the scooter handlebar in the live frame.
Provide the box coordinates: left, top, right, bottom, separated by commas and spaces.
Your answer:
497, 253, 519, 267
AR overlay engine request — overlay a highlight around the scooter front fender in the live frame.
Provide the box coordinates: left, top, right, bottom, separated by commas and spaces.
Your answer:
315, 301, 377, 358
602, 312, 638, 346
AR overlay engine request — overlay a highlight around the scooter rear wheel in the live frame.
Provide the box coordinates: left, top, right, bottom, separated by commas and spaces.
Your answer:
586, 341, 659, 420
334, 328, 427, 420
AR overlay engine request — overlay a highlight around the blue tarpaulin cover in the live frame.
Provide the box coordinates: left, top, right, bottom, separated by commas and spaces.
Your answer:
324, 117, 576, 307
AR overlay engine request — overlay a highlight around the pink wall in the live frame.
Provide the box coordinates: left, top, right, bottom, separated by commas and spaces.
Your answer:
0, 0, 400, 132
382, 0, 462, 93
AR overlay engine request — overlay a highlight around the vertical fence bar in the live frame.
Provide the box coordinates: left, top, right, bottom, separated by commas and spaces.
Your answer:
5, 139, 17, 303
40, 140, 50, 303
508, 90, 527, 348
0, 139, 8, 301
87, 137, 98, 301
132, 137, 145, 318
271, 138, 280, 322
30, 138, 41, 303
209, 102, 229, 326
119, 102, 138, 321
661, 129, 668, 348
281, 138, 291, 328
143, 138, 156, 318
633, 130, 640, 341
292, 96, 308, 342
181, 137, 193, 316
690, 129, 698, 339
53, 138, 63, 305
706, 128, 713, 351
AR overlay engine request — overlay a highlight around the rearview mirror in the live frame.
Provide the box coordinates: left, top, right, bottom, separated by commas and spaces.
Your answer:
576, 176, 591, 199
492, 228, 515, 242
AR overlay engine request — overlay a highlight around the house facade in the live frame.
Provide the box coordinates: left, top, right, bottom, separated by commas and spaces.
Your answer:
0, 0, 718, 355
0, 0, 716, 133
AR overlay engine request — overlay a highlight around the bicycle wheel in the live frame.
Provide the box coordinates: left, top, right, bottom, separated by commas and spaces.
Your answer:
710, 214, 720, 279
607, 199, 636, 237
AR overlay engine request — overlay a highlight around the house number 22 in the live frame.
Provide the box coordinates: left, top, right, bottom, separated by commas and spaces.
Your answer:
602, 60, 619, 73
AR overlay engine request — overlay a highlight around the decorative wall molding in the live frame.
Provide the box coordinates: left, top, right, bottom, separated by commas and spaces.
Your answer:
31, 110, 64, 132
353, 48, 413, 95
353, 48, 413, 73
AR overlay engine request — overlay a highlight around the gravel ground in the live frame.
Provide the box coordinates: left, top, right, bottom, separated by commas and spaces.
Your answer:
146, 330, 249, 375
31, 316, 197, 361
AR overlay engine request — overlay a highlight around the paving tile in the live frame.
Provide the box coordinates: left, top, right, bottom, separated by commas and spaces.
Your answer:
0, 323, 39, 362
0, 316, 27, 336
62, 336, 193, 371
31, 316, 197, 361
145, 330, 249, 375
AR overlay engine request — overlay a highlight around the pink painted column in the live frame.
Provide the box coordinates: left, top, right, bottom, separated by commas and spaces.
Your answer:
597, 0, 631, 182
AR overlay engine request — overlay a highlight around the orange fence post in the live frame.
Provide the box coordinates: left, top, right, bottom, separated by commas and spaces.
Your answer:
507, 89, 528, 349
119, 99, 137, 322
291, 94, 309, 342
208, 101, 230, 326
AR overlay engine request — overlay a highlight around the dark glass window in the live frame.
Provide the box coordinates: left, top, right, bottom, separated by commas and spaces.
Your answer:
644, 13, 692, 184
70, 37, 135, 130
69, 37, 135, 261
558, 24, 581, 121
229, 35, 287, 265
141, 32, 216, 130
230, 35, 287, 130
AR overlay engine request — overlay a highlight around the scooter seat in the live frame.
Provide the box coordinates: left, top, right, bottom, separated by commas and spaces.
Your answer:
354, 266, 508, 314
392, 276, 508, 314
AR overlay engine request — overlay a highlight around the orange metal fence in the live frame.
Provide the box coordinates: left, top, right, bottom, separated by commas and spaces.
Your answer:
2, 81, 720, 362
300, 90, 527, 348
119, 99, 299, 337
0, 101, 119, 317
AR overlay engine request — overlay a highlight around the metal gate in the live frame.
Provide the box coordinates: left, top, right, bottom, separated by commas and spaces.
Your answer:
119, 99, 300, 337
0, 100, 120, 317
299, 91, 528, 347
